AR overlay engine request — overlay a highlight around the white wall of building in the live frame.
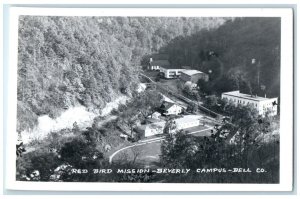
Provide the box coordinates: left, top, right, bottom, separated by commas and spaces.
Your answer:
221, 91, 278, 116
144, 127, 162, 137
149, 65, 160, 70
160, 67, 186, 78
165, 104, 183, 115
142, 115, 202, 137
176, 120, 200, 130
175, 115, 202, 130
144, 123, 165, 137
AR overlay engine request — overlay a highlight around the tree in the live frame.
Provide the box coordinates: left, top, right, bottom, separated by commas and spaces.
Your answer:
160, 100, 280, 183
197, 79, 211, 95
16, 149, 60, 181
161, 130, 198, 168
163, 117, 178, 134
131, 147, 142, 164
59, 138, 103, 168
186, 103, 198, 113
17, 16, 225, 134
164, 17, 280, 98
203, 95, 219, 110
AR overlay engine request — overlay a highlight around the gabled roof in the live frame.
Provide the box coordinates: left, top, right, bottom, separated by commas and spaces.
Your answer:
160, 101, 176, 111
182, 70, 204, 76
160, 65, 183, 69
175, 115, 202, 125
181, 66, 193, 70
222, 91, 278, 102
150, 60, 170, 67
135, 121, 166, 132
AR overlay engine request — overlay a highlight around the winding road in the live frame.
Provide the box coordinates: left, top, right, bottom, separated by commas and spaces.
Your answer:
108, 73, 223, 164
108, 126, 213, 164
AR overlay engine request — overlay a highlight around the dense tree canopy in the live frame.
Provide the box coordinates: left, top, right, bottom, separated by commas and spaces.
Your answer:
162, 17, 280, 98
17, 16, 225, 132
160, 102, 279, 183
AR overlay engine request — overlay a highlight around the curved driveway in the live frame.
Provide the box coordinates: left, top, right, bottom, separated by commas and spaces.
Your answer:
109, 126, 213, 164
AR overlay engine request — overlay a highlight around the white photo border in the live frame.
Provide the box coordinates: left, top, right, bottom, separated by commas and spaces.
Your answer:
5, 7, 294, 191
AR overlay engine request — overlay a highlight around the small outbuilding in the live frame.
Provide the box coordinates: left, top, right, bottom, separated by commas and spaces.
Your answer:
134, 121, 166, 138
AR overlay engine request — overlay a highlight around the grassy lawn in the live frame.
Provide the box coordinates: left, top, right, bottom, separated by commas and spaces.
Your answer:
143, 70, 160, 79
113, 141, 162, 168
158, 79, 182, 93
111, 125, 212, 167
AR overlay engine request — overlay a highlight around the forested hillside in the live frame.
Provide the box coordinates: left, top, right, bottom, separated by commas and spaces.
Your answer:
162, 17, 280, 97
17, 16, 225, 132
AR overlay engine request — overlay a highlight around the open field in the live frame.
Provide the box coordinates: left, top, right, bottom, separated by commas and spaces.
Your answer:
113, 141, 162, 168
110, 125, 213, 167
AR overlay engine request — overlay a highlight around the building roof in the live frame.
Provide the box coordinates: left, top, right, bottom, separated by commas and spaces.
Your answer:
149, 122, 165, 128
160, 101, 176, 111
146, 117, 162, 123
135, 121, 166, 132
181, 66, 193, 69
160, 65, 183, 69
150, 60, 170, 67
181, 70, 204, 76
174, 115, 203, 125
222, 91, 277, 102
135, 125, 147, 131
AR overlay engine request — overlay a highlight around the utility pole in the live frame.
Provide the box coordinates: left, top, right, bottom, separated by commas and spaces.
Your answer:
252, 58, 261, 86
257, 60, 261, 86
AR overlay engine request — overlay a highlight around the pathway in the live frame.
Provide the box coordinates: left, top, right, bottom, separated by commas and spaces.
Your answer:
108, 126, 213, 164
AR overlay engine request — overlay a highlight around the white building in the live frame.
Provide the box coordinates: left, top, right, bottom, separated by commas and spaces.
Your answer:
148, 111, 161, 119
135, 115, 203, 138
180, 70, 209, 83
160, 101, 184, 115
135, 121, 166, 138
160, 65, 186, 79
175, 115, 202, 130
221, 90, 278, 116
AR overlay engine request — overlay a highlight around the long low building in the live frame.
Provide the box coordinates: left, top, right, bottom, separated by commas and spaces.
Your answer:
159, 65, 186, 79
174, 115, 202, 130
221, 90, 278, 116
134, 115, 203, 138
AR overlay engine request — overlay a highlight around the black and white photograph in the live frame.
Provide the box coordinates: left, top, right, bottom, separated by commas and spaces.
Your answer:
4, 7, 294, 191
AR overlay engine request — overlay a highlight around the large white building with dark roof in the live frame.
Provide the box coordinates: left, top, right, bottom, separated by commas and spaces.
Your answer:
221, 90, 278, 116
180, 70, 209, 83
159, 65, 186, 79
